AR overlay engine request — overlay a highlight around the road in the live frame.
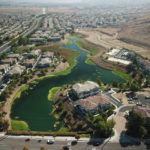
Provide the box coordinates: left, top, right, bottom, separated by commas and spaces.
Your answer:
0, 42, 11, 54
22, 17, 43, 38
103, 91, 122, 108
0, 16, 43, 55
0, 136, 148, 150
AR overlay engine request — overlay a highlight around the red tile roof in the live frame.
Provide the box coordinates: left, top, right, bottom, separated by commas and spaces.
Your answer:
79, 93, 110, 110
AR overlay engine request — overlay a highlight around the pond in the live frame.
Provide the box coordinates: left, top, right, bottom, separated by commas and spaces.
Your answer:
11, 37, 124, 131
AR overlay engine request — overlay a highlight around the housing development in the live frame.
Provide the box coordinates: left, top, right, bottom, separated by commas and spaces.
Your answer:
0, 0, 150, 150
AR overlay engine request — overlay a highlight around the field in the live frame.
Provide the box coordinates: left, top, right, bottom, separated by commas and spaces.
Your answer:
48, 87, 61, 101
77, 9, 150, 59
11, 120, 29, 131
112, 70, 132, 81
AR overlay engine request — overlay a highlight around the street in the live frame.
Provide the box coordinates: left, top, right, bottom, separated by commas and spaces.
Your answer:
0, 136, 148, 150
0, 16, 43, 55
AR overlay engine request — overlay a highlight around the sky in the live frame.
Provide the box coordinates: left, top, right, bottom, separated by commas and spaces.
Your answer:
0, 0, 150, 5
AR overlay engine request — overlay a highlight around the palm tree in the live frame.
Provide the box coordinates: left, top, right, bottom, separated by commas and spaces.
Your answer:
23, 146, 29, 150
75, 134, 80, 141
40, 146, 47, 150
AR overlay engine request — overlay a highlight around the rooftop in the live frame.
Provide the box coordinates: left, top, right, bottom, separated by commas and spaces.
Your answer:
78, 93, 110, 110
133, 106, 150, 118
72, 81, 100, 94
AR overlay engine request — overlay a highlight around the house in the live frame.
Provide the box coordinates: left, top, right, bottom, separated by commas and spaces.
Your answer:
0, 64, 10, 74
7, 53, 20, 60
0, 58, 17, 65
22, 59, 36, 68
42, 52, 54, 59
47, 36, 61, 42
37, 58, 52, 68
75, 93, 111, 114
23, 49, 41, 59
7, 65, 25, 76
133, 106, 150, 119
29, 38, 46, 43
71, 81, 100, 99
30, 49, 41, 57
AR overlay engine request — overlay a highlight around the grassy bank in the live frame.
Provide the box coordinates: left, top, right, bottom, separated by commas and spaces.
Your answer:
85, 58, 96, 65
112, 70, 131, 81
48, 87, 61, 101
12, 80, 39, 100
11, 120, 29, 131
7, 130, 90, 137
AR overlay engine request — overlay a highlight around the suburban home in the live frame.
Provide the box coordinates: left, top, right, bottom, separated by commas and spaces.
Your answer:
0, 64, 10, 74
23, 49, 41, 59
22, 59, 36, 68
30, 49, 41, 57
7, 53, 20, 60
42, 52, 54, 59
133, 106, 150, 120
29, 38, 46, 43
47, 36, 61, 42
0, 58, 17, 65
37, 58, 52, 68
75, 93, 112, 114
71, 81, 100, 99
7, 65, 25, 76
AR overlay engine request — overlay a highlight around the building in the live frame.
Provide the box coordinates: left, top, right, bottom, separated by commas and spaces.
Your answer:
7, 65, 25, 76
133, 106, 150, 119
75, 93, 111, 114
30, 49, 41, 57
37, 58, 52, 68
7, 53, 20, 60
0, 58, 17, 65
29, 38, 46, 43
0, 64, 10, 74
47, 36, 61, 42
42, 52, 54, 59
23, 49, 41, 59
22, 59, 36, 68
72, 81, 100, 99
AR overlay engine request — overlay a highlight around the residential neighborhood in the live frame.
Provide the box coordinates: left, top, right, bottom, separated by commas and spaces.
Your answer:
0, 1, 150, 150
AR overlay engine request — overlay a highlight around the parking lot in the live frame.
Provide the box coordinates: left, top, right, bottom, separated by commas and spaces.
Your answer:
127, 93, 150, 106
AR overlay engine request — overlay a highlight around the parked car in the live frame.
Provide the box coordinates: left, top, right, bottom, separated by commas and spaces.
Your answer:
47, 139, 55, 144
63, 146, 69, 150
136, 102, 142, 106
92, 141, 101, 146
145, 96, 150, 99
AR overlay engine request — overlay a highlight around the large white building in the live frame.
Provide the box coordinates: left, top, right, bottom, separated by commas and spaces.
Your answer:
72, 81, 100, 99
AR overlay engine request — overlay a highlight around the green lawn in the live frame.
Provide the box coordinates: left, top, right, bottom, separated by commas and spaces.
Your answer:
112, 70, 132, 81
13, 84, 30, 100
85, 58, 96, 65
11, 120, 29, 131
48, 87, 61, 101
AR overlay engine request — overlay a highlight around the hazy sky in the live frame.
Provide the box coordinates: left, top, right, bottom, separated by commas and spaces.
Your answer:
0, 0, 150, 5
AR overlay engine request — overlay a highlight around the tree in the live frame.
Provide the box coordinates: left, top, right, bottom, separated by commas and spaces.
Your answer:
23, 146, 29, 150
75, 134, 80, 141
40, 147, 47, 150
126, 111, 147, 138
18, 36, 29, 45
96, 78, 102, 86
112, 81, 119, 87
130, 82, 140, 91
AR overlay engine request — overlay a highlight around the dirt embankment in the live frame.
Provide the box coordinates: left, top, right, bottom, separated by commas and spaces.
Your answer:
118, 14, 150, 51
77, 21, 150, 59
76, 30, 127, 72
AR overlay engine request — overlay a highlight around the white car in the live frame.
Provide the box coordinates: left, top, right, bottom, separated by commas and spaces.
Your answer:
47, 139, 55, 144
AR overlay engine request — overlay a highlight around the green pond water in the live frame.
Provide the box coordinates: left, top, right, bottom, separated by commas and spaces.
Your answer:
11, 38, 124, 131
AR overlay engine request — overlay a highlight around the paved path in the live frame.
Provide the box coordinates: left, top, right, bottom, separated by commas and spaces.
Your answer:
0, 135, 148, 150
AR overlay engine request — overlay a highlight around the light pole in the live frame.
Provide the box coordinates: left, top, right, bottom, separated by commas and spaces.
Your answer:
68, 141, 71, 150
